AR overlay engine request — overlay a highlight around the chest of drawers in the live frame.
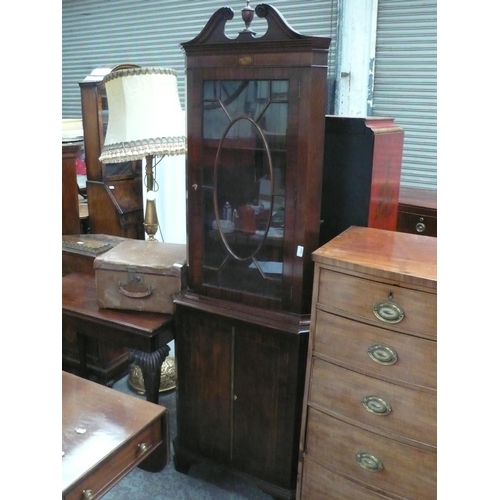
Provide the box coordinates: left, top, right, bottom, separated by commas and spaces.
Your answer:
297, 226, 437, 500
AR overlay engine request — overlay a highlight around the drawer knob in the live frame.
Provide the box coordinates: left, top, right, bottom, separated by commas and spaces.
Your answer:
416, 219, 426, 233
367, 343, 398, 365
82, 490, 94, 500
138, 442, 148, 454
355, 452, 383, 472
362, 395, 392, 415
373, 301, 404, 324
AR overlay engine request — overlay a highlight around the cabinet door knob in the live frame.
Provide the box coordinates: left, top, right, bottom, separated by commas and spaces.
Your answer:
355, 452, 383, 472
362, 395, 392, 415
137, 442, 148, 454
367, 343, 398, 365
82, 490, 94, 500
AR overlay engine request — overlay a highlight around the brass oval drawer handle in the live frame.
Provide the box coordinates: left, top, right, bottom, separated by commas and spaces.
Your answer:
362, 395, 392, 416
355, 451, 383, 472
373, 301, 404, 324
367, 343, 398, 365
138, 442, 148, 454
82, 490, 94, 500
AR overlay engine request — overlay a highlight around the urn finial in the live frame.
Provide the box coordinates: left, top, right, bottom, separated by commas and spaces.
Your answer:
241, 1, 255, 33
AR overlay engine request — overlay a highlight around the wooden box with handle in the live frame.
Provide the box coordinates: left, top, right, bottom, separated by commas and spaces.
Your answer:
94, 240, 186, 314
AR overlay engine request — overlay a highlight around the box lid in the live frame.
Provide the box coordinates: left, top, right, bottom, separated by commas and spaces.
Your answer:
93, 240, 186, 276
63, 234, 127, 257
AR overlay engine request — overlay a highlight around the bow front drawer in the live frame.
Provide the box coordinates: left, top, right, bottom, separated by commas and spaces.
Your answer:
308, 358, 436, 447
304, 408, 437, 500
316, 269, 436, 339
313, 311, 436, 391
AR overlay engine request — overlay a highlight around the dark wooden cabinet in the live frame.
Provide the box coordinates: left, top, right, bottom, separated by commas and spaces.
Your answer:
174, 299, 308, 494
79, 65, 145, 239
62, 142, 82, 236
173, 5, 330, 499
397, 187, 437, 237
320, 116, 404, 246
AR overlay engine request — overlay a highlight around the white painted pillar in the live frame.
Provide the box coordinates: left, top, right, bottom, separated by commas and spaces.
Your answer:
334, 0, 378, 117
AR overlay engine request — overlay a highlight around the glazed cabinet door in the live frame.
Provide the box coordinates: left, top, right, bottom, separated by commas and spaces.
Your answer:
191, 74, 293, 311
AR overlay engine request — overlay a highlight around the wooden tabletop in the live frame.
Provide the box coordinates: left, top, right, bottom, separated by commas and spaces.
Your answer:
62, 371, 168, 498
398, 187, 437, 211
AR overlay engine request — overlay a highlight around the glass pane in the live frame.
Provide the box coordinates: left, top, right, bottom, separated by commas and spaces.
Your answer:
201, 79, 289, 301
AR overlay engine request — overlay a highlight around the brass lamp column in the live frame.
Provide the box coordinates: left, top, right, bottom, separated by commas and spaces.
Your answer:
143, 155, 159, 240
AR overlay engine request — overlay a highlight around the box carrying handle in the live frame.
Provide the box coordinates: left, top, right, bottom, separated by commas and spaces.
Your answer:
118, 266, 154, 298
118, 281, 154, 298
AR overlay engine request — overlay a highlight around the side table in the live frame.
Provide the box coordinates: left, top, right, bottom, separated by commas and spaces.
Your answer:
62, 273, 174, 404
62, 371, 169, 499
62, 234, 129, 386
397, 187, 437, 237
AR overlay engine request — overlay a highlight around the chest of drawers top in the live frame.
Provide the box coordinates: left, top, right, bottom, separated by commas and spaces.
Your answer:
312, 226, 436, 291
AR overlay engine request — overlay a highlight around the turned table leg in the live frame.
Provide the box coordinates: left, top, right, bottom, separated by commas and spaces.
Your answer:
129, 345, 170, 404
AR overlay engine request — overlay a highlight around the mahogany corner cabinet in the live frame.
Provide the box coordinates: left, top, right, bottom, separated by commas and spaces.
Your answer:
173, 4, 331, 499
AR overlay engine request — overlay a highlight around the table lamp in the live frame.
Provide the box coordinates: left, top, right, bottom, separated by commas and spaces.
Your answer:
99, 67, 186, 241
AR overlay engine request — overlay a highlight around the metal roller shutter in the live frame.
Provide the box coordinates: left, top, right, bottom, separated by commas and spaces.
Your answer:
372, 0, 437, 189
62, 0, 338, 119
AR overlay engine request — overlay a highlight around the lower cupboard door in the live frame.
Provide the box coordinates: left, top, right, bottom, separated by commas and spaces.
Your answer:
304, 408, 436, 500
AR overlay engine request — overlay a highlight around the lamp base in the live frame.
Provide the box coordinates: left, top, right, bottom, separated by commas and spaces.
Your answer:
144, 222, 159, 241
128, 356, 176, 394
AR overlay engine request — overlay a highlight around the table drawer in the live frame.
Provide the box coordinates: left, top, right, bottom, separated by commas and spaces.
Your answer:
317, 269, 436, 338
301, 457, 391, 500
63, 418, 163, 500
305, 408, 436, 500
309, 358, 436, 447
397, 211, 437, 237
314, 311, 436, 391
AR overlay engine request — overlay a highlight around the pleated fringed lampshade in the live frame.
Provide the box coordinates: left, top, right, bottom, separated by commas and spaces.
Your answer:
99, 67, 186, 164
98, 66, 186, 241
